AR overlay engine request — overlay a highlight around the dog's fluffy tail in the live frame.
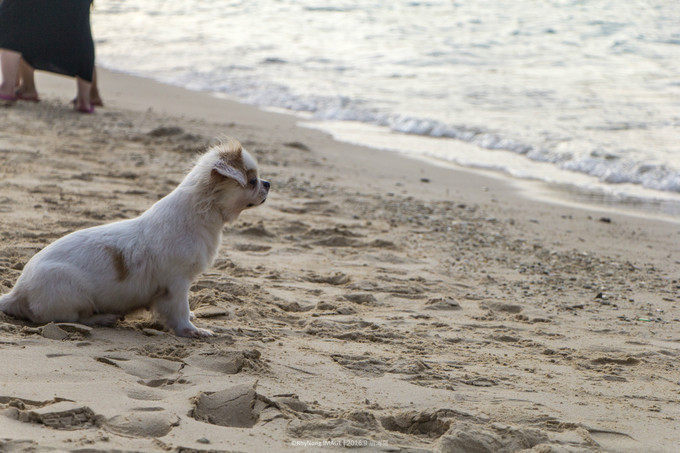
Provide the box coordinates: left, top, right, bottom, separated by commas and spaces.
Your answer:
0, 291, 29, 320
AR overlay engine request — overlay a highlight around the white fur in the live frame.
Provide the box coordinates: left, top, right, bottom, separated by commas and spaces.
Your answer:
0, 139, 269, 338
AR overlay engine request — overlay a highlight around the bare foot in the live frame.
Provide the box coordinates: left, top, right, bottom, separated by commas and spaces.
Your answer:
91, 94, 104, 107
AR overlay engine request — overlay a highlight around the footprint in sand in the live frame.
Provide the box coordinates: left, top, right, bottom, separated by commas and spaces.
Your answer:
312, 236, 396, 250
283, 141, 311, 152
3, 387, 179, 438
304, 272, 351, 286
305, 319, 397, 342
125, 387, 165, 402
587, 428, 640, 452
479, 300, 523, 314
275, 219, 311, 234
0, 196, 13, 213
1, 398, 103, 431
191, 382, 277, 428
425, 298, 462, 311
276, 200, 334, 215
437, 422, 549, 452
589, 356, 641, 366
184, 349, 261, 374
234, 243, 272, 252
313, 235, 362, 247
105, 409, 180, 438
235, 222, 276, 238
342, 293, 378, 305
0, 440, 41, 451
287, 417, 376, 441
94, 353, 184, 387
380, 409, 456, 437
331, 354, 433, 378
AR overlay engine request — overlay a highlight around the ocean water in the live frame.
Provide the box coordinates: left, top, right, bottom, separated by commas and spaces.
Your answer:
91, 0, 680, 215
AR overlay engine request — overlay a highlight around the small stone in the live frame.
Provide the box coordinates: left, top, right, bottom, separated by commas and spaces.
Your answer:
197, 437, 211, 444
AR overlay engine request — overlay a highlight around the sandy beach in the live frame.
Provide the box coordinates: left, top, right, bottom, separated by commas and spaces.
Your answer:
0, 69, 679, 452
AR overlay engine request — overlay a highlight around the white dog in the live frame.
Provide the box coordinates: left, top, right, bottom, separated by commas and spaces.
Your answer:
0, 139, 269, 337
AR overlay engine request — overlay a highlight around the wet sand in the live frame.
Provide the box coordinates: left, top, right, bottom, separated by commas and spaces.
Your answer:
0, 69, 679, 452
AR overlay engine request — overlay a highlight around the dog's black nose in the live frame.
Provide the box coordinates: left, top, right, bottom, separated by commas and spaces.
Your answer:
262, 180, 270, 191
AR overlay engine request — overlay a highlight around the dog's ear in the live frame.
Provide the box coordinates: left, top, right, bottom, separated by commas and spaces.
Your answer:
212, 160, 246, 187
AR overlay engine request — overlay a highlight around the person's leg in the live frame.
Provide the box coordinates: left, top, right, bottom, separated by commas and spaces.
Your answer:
0, 49, 21, 99
90, 67, 103, 107
75, 76, 93, 112
15, 58, 39, 100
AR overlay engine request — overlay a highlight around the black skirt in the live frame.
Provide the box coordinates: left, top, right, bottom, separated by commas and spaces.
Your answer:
0, 0, 95, 82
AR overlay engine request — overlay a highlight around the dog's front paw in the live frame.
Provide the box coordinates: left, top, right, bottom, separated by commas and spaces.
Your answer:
179, 325, 214, 338
194, 327, 214, 337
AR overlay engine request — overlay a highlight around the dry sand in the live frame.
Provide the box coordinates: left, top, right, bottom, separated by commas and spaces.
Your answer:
0, 69, 679, 453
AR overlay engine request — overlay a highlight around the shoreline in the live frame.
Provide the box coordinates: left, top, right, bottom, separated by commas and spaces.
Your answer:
0, 68, 677, 451
297, 117, 680, 223
105, 67, 680, 223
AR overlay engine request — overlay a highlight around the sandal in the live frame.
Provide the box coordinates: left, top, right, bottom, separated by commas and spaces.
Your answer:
72, 97, 103, 107
75, 104, 95, 114
0, 93, 17, 102
16, 93, 40, 102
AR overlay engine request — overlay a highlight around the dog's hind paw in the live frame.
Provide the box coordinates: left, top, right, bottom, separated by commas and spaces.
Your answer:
82, 313, 122, 327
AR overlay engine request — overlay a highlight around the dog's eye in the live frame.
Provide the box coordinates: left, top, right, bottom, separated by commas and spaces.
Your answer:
249, 179, 258, 187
